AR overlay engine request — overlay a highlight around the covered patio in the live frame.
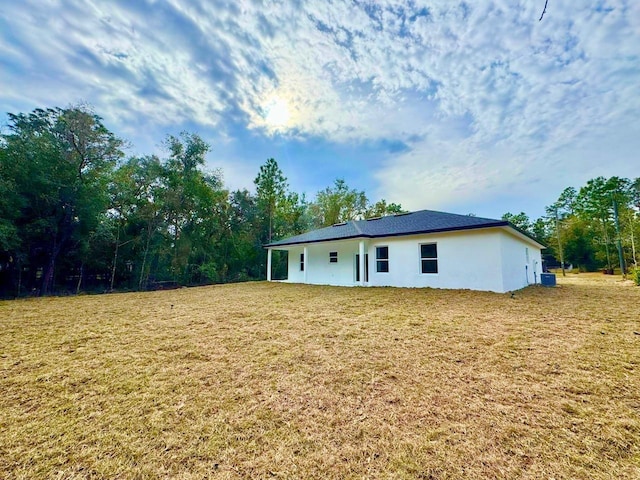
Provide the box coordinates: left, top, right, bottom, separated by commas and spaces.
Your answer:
266, 238, 370, 287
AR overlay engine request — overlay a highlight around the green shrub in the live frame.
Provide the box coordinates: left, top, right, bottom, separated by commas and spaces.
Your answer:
633, 267, 640, 286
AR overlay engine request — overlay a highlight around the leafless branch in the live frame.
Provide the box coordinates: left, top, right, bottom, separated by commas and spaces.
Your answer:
539, 0, 549, 21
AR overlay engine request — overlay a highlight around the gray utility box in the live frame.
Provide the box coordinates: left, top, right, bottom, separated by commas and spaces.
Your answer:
540, 273, 557, 287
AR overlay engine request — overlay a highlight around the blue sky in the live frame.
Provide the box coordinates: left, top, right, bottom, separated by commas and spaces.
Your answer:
1, 1, 639, 220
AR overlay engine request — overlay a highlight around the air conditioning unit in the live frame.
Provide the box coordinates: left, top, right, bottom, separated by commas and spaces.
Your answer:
540, 273, 556, 287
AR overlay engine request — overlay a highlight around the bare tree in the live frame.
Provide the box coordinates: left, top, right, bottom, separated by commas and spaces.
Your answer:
539, 0, 549, 21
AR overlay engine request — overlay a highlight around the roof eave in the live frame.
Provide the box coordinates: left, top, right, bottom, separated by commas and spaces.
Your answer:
502, 224, 547, 249
264, 233, 366, 248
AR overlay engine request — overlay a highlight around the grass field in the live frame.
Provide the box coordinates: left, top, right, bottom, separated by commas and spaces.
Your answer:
1, 274, 639, 479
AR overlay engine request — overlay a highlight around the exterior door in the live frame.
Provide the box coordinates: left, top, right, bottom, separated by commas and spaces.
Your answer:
355, 254, 369, 282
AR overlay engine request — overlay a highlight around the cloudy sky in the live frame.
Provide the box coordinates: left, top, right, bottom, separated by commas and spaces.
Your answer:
1, 0, 639, 219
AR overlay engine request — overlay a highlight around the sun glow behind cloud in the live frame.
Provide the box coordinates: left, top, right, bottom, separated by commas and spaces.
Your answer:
260, 96, 292, 132
265, 97, 290, 126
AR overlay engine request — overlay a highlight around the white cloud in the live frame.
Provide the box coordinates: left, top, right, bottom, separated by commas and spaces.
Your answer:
1, 0, 639, 216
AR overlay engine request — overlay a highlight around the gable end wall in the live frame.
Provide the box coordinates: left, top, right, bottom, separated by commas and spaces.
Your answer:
500, 232, 543, 292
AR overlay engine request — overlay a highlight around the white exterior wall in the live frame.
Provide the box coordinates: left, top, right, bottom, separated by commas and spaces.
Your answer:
500, 231, 543, 291
273, 227, 543, 293
286, 246, 305, 283
366, 230, 505, 292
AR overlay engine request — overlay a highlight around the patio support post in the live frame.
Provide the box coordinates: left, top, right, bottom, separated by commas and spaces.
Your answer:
267, 248, 272, 282
303, 246, 308, 283
359, 240, 365, 286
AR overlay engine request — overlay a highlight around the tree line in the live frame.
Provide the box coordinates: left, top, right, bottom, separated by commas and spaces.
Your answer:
3, 106, 636, 297
502, 177, 640, 275
0, 106, 402, 297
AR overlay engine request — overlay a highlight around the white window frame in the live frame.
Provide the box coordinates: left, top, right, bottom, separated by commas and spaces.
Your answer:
419, 243, 438, 274
376, 246, 389, 273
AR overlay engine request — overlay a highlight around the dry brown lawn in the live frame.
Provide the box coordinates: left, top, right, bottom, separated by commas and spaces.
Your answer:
1, 274, 639, 479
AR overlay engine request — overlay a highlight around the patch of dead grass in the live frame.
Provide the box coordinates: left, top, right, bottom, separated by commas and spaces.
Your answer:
1, 273, 639, 478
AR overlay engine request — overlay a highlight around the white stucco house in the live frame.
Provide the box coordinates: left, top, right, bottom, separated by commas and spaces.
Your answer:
264, 209, 544, 293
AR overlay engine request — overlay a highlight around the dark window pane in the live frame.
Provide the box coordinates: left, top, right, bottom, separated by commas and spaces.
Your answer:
329, 251, 338, 263
377, 260, 389, 273
421, 243, 437, 258
300, 253, 304, 262
421, 259, 438, 274
376, 246, 388, 260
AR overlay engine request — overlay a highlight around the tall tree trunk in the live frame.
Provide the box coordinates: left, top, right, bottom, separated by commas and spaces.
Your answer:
612, 199, 626, 277
601, 218, 613, 271
76, 262, 84, 294
17, 259, 22, 297
173, 220, 180, 282
110, 224, 120, 292
554, 209, 566, 276
41, 238, 61, 296
139, 224, 152, 291
42, 207, 74, 295
631, 222, 638, 267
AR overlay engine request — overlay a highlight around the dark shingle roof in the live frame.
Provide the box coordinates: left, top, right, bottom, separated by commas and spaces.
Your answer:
265, 209, 519, 247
